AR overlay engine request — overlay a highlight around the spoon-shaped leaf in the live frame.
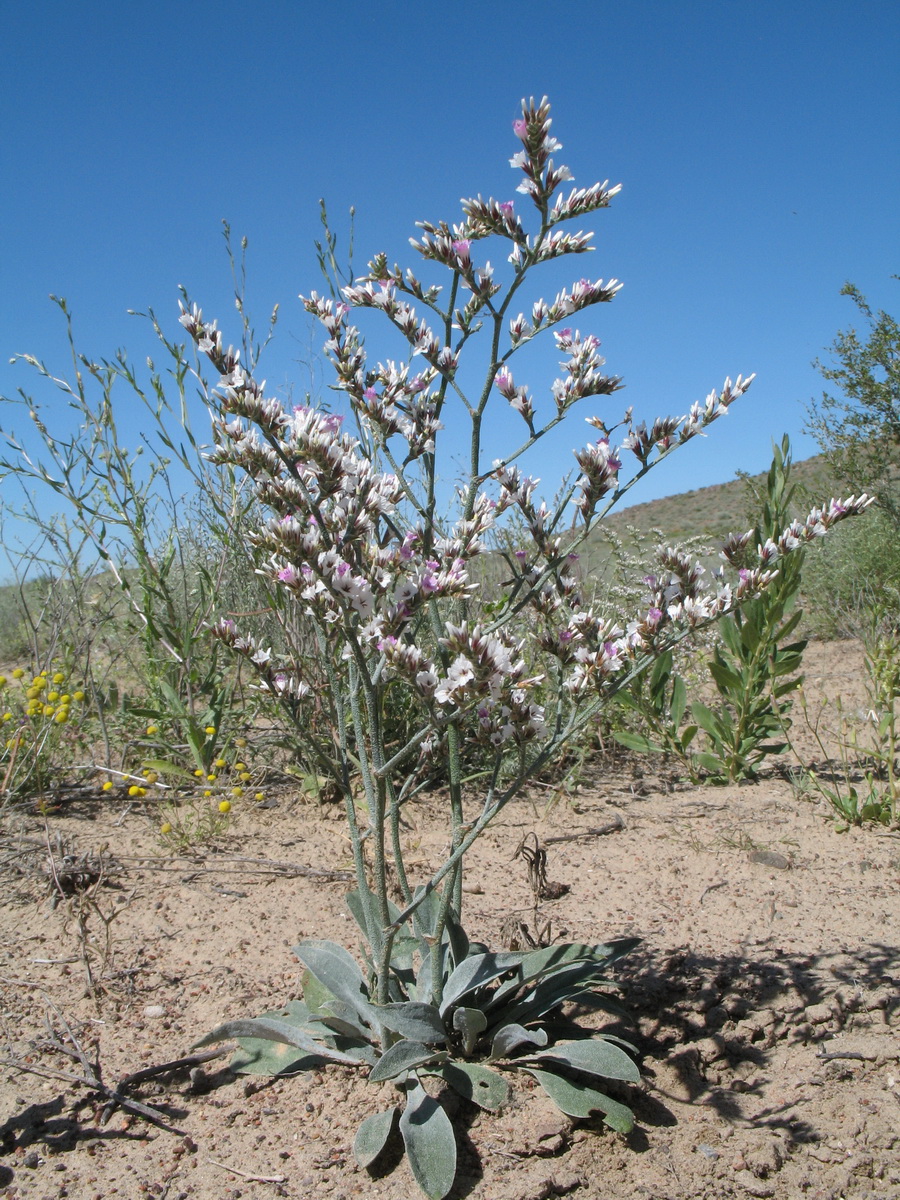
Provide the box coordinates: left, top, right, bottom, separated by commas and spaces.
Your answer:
399, 1078, 457, 1200
193, 1017, 362, 1066
524, 1068, 634, 1132
527, 1037, 640, 1082
353, 1107, 398, 1169
373, 1001, 447, 1045
425, 1061, 510, 1111
368, 1039, 446, 1083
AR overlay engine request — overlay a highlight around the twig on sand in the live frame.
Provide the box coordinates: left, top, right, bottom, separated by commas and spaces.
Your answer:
2, 993, 189, 1136
544, 814, 625, 843
208, 1159, 287, 1183
100, 1048, 227, 1124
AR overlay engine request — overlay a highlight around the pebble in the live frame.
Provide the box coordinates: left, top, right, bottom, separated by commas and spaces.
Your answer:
143, 1004, 166, 1018
805, 1002, 834, 1025
733, 1169, 776, 1196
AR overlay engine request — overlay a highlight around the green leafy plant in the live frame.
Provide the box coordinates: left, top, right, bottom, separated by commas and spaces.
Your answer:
613, 648, 699, 775
799, 604, 900, 826
690, 436, 812, 782
198, 906, 639, 1198
808, 277, 900, 526
0, 663, 93, 802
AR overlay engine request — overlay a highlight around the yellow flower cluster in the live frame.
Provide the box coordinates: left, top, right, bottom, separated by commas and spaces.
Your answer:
156, 735, 265, 838
1, 667, 86, 729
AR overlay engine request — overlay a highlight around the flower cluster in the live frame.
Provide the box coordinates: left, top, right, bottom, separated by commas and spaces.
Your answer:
177, 95, 877, 835
552, 329, 622, 414
510, 95, 576, 206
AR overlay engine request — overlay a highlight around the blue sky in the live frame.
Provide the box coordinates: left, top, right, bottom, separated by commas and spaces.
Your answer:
2, 0, 898, 575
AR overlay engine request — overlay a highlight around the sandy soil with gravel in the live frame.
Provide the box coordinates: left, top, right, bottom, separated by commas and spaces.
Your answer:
1, 640, 898, 1200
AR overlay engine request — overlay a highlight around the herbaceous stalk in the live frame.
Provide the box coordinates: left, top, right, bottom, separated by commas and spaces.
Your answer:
184, 98, 871, 1198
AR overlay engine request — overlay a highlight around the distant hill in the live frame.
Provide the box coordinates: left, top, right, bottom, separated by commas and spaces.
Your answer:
603, 450, 838, 545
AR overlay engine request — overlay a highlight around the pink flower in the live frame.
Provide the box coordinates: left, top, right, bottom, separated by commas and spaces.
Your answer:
513, 119, 528, 141
452, 239, 471, 268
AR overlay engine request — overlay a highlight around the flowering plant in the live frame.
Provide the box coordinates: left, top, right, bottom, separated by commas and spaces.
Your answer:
186, 98, 871, 1197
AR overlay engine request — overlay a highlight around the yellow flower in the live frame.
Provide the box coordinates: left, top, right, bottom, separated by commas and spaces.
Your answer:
2, 713, 11, 722
206, 774, 217, 782
235, 737, 248, 748
54, 710, 68, 724
239, 771, 251, 783
203, 789, 213, 797
43, 705, 55, 717
39, 670, 49, 678
48, 691, 60, 702
73, 691, 85, 702
102, 780, 114, 792
26, 687, 39, 701
145, 772, 158, 785
61, 694, 71, 703
204, 726, 216, 736
193, 769, 204, 778
12, 669, 24, 680
128, 785, 141, 797
234, 761, 247, 771
232, 787, 244, 797
218, 799, 231, 814
254, 792, 265, 802
146, 724, 159, 735
0, 676, 6, 687
160, 822, 173, 835
214, 758, 226, 769
52, 672, 66, 684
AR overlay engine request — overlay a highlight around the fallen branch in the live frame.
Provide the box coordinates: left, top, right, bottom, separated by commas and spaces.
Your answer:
100, 1048, 227, 1125
3, 996, 188, 1136
544, 815, 625, 844
208, 1159, 287, 1184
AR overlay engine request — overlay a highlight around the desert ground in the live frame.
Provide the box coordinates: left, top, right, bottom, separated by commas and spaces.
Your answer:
1, 639, 898, 1200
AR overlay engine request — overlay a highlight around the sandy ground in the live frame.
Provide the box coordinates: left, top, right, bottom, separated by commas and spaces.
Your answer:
0, 640, 898, 1200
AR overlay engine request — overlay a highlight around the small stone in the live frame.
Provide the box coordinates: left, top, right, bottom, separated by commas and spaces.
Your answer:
694, 986, 721, 1012
806, 1003, 833, 1025
695, 1036, 727, 1063
697, 1144, 720, 1160
733, 1168, 776, 1196
534, 1133, 565, 1156
864, 986, 895, 1011
748, 849, 790, 870
143, 1004, 166, 1019
23, 1150, 40, 1168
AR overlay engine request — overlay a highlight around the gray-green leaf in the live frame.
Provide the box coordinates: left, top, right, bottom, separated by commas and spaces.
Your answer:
529, 1037, 640, 1083
426, 1061, 509, 1111
525, 1068, 634, 1132
451, 1006, 487, 1056
373, 1001, 447, 1045
293, 940, 374, 1025
489, 1022, 548, 1060
368, 1039, 446, 1083
399, 1078, 457, 1200
193, 1017, 362, 1066
353, 1107, 398, 1169
439, 951, 522, 1014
